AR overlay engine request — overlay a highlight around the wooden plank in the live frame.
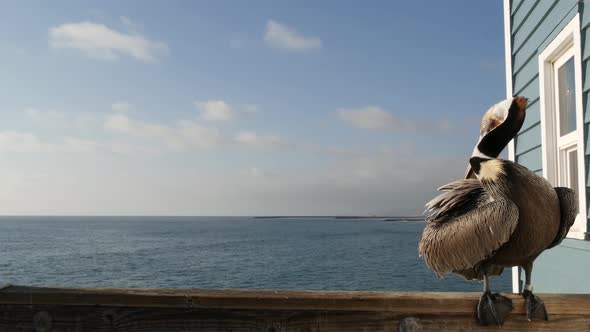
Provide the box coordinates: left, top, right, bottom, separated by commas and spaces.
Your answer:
582, 0, 590, 29
513, 63, 537, 96
584, 58, 590, 92
519, 97, 541, 133
515, 123, 541, 155
0, 287, 590, 331
512, 1, 578, 74
1, 286, 590, 314
584, 90, 590, 123
0, 305, 589, 332
512, 0, 540, 35
535, 6, 579, 53
583, 27, 590, 61
516, 145, 543, 170
513, 0, 578, 54
512, 0, 524, 15
512, 0, 559, 54
514, 74, 539, 101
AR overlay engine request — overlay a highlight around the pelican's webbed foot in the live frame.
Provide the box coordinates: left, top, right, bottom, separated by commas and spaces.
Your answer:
477, 291, 513, 326
522, 289, 548, 321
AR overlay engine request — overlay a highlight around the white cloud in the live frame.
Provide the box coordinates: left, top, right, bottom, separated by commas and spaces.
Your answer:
106, 113, 282, 152
234, 131, 281, 150
264, 20, 322, 52
105, 113, 225, 149
111, 101, 134, 113
195, 100, 260, 121
120, 16, 141, 33
49, 21, 168, 63
24, 108, 66, 121
0, 131, 98, 154
337, 106, 413, 130
337, 106, 454, 133
195, 100, 237, 121
245, 167, 278, 178
23, 107, 103, 134
243, 104, 260, 114
177, 120, 227, 149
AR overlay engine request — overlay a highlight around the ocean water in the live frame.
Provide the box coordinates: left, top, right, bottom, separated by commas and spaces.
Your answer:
0, 216, 511, 292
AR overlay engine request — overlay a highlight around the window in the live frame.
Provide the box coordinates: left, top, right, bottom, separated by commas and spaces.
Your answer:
538, 14, 587, 239
555, 51, 579, 196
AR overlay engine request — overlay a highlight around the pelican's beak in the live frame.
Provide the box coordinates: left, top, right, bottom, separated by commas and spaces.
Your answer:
464, 96, 528, 179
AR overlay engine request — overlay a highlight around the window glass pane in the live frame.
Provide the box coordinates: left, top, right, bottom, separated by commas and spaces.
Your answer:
557, 57, 577, 136
568, 149, 578, 196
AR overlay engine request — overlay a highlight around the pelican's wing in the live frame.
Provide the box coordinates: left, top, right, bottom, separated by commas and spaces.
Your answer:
420, 181, 519, 276
424, 179, 488, 224
547, 187, 578, 249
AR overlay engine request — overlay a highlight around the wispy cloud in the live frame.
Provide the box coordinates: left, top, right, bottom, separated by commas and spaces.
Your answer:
195, 100, 259, 121
111, 101, 134, 113
49, 21, 168, 63
105, 113, 224, 149
0, 131, 98, 154
264, 20, 322, 52
337, 106, 454, 133
119, 16, 141, 33
23, 107, 101, 133
234, 131, 281, 150
105, 113, 280, 151
245, 167, 278, 178
337, 106, 414, 130
24, 108, 66, 121
195, 100, 237, 121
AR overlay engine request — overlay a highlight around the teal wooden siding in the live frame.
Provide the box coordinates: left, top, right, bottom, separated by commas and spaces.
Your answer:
512, 0, 580, 175
508, 0, 590, 293
520, 239, 590, 293
510, 0, 586, 221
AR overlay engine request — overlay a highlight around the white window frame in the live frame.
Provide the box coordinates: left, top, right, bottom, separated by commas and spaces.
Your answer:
503, 0, 522, 294
538, 14, 587, 239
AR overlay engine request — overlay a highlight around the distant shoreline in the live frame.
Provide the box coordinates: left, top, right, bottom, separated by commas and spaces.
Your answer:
253, 216, 425, 221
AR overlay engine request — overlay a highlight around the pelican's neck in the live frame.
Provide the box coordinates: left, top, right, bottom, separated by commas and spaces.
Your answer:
477, 101, 525, 158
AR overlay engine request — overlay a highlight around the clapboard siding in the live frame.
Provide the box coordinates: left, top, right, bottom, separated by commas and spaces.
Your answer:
512, 1, 540, 35
536, 5, 580, 52
511, 0, 525, 15
583, 28, 590, 60
584, 58, 590, 92
515, 146, 542, 171
513, 1, 579, 56
511, 0, 584, 170
582, 0, 590, 28
514, 74, 539, 100
512, 1, 559, 53
515, 123, 542, 155
513, 3, 579, 75
520, 98, 541, 132
512, 1, 572, 172
513, 67, 537, 95
512, 0, 578, 82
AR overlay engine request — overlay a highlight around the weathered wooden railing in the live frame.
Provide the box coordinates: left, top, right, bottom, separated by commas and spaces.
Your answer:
0, 286, 589, 331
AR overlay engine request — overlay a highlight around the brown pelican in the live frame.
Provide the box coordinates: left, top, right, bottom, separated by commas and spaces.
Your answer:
419, 97, 578, 326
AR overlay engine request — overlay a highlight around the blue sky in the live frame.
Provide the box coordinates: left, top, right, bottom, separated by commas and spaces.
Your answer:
0, 1, 506, 215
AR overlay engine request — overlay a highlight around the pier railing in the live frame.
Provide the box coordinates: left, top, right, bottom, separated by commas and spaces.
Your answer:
0, 286, 589, 331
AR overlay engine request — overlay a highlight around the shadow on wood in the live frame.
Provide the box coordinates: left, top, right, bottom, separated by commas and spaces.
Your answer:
0, 286, 589, 331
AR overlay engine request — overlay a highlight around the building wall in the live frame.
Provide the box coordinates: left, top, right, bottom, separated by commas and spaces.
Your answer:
508, 0, 590, 292
510, 0, 580, 175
